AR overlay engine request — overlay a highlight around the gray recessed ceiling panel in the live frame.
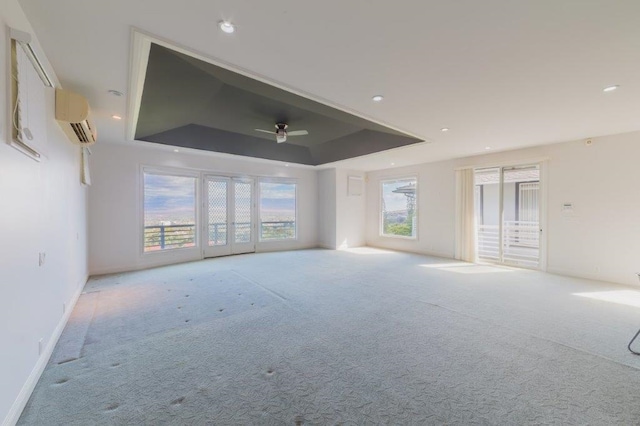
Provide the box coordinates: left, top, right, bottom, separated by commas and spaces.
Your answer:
135, 43, 423, 165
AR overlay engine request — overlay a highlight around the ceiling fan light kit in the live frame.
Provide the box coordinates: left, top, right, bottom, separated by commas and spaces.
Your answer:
254, 123, 309, 143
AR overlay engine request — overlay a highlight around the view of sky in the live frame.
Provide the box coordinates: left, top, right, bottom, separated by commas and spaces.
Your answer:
382, 179, 415, 212
144, 174, 296, 225
260, 182, 295, 221
144, 174, 196, 225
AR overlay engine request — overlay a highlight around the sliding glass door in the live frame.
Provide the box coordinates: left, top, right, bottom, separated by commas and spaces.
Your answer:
475, 164, 542, 268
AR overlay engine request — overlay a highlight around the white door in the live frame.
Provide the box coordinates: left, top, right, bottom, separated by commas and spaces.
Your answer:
203, 176, 256, 258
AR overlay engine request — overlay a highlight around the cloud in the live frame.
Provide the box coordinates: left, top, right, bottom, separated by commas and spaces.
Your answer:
144, 174, 196, 223
260, 182, 296, 199
382, 179, 415, 212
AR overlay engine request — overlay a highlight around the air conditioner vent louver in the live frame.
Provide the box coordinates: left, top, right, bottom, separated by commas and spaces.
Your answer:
70, 123, 89, 143
55, 88, 97, 146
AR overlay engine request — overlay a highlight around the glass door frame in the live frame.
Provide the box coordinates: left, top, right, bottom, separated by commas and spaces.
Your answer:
203, 175, 257, 258
474, 161, 547, 271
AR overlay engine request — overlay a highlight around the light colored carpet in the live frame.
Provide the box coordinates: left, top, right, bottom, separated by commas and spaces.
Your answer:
18, 248, 640, 425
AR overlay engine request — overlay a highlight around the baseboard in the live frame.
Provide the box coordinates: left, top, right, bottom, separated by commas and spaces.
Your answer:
546, 267, 636, 288
255, 243, 318, 254
2, 275, 88, 426
365, 243, 454, 260
91, 245, 321, 276
317, 243, 336, 250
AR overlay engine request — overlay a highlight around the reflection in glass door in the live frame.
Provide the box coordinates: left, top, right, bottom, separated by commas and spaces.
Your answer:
475, 164, 541, 268
231, 179, 255, 254
203, 176, 255, 258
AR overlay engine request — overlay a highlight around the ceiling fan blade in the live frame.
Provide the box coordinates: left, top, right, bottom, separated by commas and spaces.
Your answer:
287, 130, 309, 136
254, 129, 275, 134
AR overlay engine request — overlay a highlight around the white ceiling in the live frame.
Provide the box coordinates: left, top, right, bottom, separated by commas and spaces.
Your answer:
18, 0, 640, 171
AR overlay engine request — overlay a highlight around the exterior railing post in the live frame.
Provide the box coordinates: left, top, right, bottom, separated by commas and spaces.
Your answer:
160, 225, 165, 249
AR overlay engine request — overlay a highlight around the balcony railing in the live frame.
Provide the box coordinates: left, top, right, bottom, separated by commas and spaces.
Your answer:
144, 224, 196, 251
477, 220, 539, 267
145, 221, 296, 251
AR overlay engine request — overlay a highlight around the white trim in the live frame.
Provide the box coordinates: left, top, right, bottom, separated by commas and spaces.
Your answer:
133, 139, 317, 170
365, 244, 453, 260
126, 30, 151, 141
127, 29, 426, 143
455, 156, 550, 171
2, 276, 88, 426
317, 243, 336, 250
538, 161, 549, 272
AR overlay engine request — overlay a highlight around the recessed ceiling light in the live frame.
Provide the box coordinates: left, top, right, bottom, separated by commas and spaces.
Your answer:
219, 21, 235, 34
372, 95, 384, 102
285, 163, 289, 167
391, 162, 395, 166
173, 149, 179, 153
441, 128, 449, 132
603, 85, 619, 92
485, 146, 492, 150
108, 89, 123, 97
111, 115, 122, 120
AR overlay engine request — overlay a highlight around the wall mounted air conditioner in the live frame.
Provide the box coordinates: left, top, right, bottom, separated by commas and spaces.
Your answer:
55, 88, 97, 145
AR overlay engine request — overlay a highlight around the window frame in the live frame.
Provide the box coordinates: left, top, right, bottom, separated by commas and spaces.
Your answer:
379, 176, 419, 240
8, 37, 49, 161
140, 166, 201, 255
257, 178, 298, 242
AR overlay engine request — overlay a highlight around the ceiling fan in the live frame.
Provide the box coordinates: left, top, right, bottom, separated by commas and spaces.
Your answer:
254, 123, 309, 143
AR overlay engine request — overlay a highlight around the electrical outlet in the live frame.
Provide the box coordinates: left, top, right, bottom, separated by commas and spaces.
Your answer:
38, 338, 43, 356
38, 252, 46, 266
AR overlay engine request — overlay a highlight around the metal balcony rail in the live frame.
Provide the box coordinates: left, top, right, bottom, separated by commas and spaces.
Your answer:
145, 221, 296, 250
144, 224, 196, 251
477, 221, 539, 267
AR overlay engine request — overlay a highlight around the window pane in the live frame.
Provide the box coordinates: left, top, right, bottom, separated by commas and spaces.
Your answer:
234, 181, 252, 243
381, 178, 417, 238
144, 173, 196, 252
260, 182, 296, 241
207, 180, 227, 246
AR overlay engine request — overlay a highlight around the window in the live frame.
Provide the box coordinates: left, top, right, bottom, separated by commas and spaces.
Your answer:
381, 177, 417, 238
143, 171, 197, 252
10, 35, 50, 160
259, 181, 296, 241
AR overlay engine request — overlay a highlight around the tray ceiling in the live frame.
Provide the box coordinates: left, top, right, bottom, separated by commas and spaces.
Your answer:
135, 44, 423, 165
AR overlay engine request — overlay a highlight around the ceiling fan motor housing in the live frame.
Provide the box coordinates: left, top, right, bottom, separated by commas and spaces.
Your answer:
276, 123, 288, 142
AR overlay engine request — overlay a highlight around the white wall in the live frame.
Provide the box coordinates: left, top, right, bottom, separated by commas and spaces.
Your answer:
316, 168, 366, 250
366, 159, 456, 258
335, 169, 366, 249
88, 142, 318, 275
366, 131, 640, 287
0, 3, 89, 424
317, 168, 336, 249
